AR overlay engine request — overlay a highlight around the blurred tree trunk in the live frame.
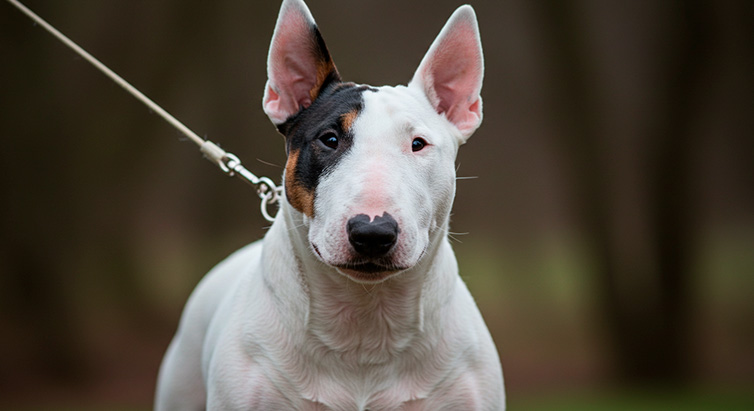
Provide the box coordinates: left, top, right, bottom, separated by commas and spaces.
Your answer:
538, 0, 710, 383
645, 0, 711, 384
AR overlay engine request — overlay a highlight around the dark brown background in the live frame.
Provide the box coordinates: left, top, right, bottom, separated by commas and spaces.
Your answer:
1, 0, 752, 409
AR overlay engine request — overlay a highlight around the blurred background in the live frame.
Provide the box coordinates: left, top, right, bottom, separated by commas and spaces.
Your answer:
1, 0, 752, 409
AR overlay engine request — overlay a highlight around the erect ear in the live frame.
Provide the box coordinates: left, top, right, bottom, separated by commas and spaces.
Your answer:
263, 0, 340, 125
409, 5, 484, 142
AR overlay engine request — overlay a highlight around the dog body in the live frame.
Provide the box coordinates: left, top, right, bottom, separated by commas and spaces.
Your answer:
155, 0, 504, 409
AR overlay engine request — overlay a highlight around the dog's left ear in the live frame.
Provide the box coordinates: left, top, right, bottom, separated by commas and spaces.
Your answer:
409, 5, 484, 143
263, 0, 340, 125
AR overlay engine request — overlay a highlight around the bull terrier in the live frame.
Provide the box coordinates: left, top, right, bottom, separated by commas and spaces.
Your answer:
155, 0, 505, 409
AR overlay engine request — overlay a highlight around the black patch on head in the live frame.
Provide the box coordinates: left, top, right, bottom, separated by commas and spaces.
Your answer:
279, 83, 376, 201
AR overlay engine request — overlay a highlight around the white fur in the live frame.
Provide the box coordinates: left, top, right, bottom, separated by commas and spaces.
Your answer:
155, 1, 504, 409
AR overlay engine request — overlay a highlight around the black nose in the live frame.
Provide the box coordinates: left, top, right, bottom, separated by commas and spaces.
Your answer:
347, 213, 399, 258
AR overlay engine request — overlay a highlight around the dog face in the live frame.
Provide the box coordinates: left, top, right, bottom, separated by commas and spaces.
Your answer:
263, 0, 483, 283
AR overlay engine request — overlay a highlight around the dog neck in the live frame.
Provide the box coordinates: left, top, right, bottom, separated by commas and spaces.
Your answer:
261, 200, 458, 364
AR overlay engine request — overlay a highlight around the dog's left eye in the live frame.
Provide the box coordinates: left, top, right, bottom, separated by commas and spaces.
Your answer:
412, 137, 428, 152
319, 133, 339, 150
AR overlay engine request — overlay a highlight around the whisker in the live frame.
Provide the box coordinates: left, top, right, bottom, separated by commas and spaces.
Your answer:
257, 158, 283, 168
287, 222, 307, 232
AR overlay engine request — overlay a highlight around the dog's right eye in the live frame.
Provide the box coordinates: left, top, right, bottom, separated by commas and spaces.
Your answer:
318, 133, 339, 150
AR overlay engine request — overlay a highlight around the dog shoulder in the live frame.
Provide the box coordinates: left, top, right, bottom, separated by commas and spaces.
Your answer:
183, 241, 263, 330
167, 240, 264, 364
156, 241, 264, 409
451, 277, 507, 409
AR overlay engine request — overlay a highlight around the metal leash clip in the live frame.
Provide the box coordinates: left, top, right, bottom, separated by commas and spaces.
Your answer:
221, 153, 283, 223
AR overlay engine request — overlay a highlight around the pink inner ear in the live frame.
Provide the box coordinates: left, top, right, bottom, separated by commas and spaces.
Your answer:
418, 10, 483, 136
264, 12, 315, 120
263, 0, 336, 124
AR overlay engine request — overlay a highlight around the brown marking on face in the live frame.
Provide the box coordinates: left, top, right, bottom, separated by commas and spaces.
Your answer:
305, 25, 340, 103
308, 59, 338, 103
285, 149, 315, 217
340, 109, 359, 133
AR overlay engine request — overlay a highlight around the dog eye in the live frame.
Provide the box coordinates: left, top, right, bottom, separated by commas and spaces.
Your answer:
411, 137, 427, 152
319, 133, 339, 150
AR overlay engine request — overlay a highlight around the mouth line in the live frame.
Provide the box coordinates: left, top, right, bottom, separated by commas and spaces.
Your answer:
311, 244, 407, 275
335, 261, 407, 274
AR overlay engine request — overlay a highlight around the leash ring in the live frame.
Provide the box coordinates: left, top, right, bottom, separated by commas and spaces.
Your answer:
260, 190, 279, 223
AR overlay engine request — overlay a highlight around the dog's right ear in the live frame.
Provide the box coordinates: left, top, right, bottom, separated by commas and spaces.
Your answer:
263, 0, 340, 125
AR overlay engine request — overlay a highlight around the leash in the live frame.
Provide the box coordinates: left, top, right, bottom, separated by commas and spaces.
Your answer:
6, 0, 283, 222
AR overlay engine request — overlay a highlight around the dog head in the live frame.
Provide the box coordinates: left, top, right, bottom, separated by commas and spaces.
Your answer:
263, 0, 483, 283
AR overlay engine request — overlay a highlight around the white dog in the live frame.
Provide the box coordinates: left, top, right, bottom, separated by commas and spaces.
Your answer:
155, 0, 504, 409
